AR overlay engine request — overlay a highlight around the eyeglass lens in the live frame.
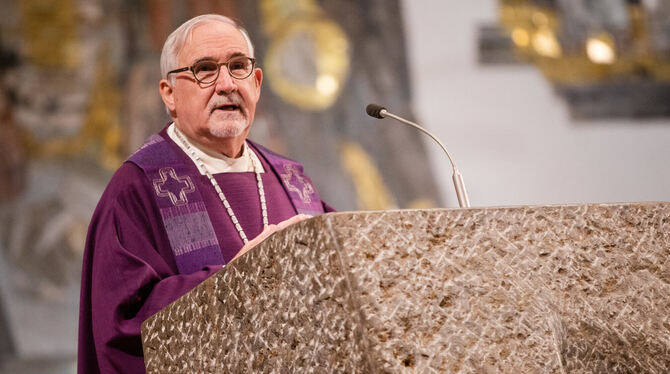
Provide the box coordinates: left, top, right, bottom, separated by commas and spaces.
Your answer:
193, 57, 253, 83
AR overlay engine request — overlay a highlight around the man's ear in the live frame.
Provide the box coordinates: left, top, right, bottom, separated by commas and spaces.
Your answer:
159, 79, 176, 113
253, 68, 263, 99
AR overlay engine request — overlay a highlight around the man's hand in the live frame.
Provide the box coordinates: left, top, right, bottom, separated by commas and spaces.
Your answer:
230, 214, 313, 262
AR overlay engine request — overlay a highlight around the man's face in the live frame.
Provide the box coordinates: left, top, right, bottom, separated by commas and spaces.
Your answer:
161, 22, 262, 155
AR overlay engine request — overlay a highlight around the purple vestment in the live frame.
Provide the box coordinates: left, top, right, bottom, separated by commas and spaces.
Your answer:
78, 128, 333, 373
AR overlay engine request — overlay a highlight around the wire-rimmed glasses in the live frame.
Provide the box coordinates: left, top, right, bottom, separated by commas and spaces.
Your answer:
167, 56, 256, 84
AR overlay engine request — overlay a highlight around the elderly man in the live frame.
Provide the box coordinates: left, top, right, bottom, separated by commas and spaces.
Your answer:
78, 14, 332, 373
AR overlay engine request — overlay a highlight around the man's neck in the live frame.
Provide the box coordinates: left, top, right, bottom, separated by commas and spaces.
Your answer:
168, 123, 264, 175
211, 139, 245, 159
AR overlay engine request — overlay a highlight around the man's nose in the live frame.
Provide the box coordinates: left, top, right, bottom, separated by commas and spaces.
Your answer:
215, 65, 237, 94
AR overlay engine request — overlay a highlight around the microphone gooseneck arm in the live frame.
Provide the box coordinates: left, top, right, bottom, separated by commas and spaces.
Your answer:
365, 104, 471, 208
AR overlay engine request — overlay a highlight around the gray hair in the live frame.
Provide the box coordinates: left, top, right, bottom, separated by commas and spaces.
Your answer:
160, 14, 255, 83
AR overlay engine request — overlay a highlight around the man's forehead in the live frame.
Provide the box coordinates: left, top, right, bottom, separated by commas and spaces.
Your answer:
180, 22, 249, 63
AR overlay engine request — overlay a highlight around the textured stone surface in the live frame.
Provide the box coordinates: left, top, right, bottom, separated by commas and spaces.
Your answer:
142, 203, 670, 373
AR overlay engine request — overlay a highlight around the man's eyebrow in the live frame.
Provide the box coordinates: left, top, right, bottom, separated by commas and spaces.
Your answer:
192, 52, 248, 65
193, 56, 216, 65
228, 52, 246, 59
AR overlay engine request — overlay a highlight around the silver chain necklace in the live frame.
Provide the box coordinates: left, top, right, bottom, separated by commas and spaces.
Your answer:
174, 130, 268, 244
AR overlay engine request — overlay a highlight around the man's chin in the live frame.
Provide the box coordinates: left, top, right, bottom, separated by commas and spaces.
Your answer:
209, 123, 248, 138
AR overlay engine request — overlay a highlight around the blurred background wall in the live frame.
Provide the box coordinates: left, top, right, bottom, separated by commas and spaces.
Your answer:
404, 0, 670, 207
1, 0, 669, 372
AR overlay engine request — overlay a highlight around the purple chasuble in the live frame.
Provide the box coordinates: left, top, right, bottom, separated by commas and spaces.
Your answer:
78, 127, 333, 373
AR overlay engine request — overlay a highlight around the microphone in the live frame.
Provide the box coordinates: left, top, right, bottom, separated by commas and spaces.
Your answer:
366, 104, 386, 119
365, 104, 471, 208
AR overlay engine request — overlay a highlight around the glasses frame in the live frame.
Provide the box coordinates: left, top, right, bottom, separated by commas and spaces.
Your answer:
166, 56, 257, 84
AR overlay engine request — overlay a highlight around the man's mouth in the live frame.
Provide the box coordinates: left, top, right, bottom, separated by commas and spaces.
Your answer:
212, 104, 241, 113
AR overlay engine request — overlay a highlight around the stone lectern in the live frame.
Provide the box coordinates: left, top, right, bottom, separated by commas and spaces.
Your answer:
141, 203, 670, 373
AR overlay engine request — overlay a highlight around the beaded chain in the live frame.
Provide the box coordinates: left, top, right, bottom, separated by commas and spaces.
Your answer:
174, 130, 268, 244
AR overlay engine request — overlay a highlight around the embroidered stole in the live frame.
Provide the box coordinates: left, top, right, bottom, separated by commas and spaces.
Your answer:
127, 133, 324, 274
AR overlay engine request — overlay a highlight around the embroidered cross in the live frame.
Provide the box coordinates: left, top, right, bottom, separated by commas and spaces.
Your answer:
153, 167, 195, 206
280, 164, 314, 204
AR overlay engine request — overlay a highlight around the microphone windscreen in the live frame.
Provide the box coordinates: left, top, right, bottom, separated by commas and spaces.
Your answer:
366, 104, 386, 119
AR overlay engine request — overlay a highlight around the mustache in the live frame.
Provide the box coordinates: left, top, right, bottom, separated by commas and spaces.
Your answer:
208, 93, 245, 113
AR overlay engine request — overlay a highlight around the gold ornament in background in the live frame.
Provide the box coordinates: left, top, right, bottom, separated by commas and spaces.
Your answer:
500, 0, 560, 56
586, 33, 616, 65
629, 4, 670, 81
531, 27, 562, 58
498, 0, 670, 84
259, 0, 321, 33
339, 141, 396, 210
23, 49, 123, 170
20, 0, 80, 68
502, 1, 563, 58
82, 50, 124, 170
260, 0, 350, 111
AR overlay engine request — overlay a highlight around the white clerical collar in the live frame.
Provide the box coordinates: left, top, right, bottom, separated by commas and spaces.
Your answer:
167, 123, 265, 175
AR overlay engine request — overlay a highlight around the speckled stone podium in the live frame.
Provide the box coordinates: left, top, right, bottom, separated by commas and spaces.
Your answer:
141, 203, 670, 373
